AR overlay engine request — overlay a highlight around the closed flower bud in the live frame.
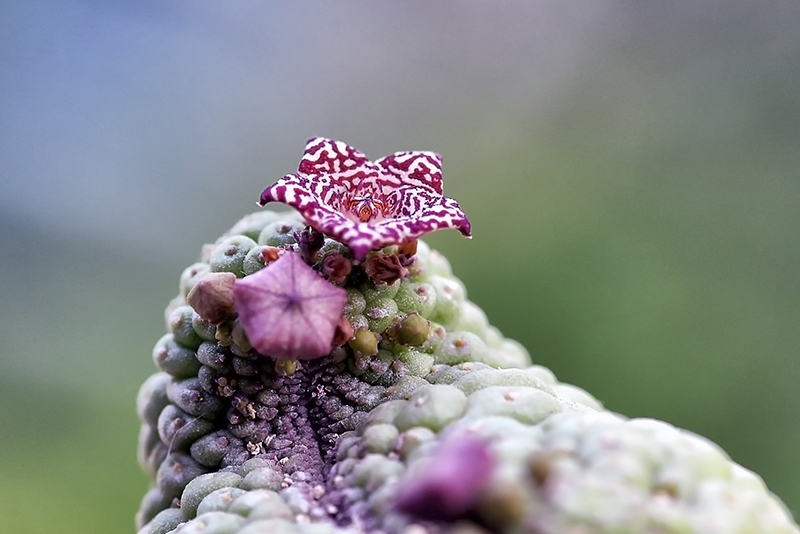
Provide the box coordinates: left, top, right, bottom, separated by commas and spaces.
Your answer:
187, 272, 237, 324
390, 312, 431, 347
348, 328, 380, 356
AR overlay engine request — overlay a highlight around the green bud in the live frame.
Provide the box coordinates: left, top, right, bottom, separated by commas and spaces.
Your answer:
137, 372, 172, 427
482, 339, 531, 368
242, 246, 271, 275
274, 358, 297, 376
454, 300, 490, 337
384, 375, 429, 400
553, 384, 603, 411
453, 368, 557, 396
349, 328, 380, 356
352, 454, 404, 492
426, 362, 493, 385
190, 312, 217, 342
237, 457, 278, 477
394, 426, 437, 460
230, 321, 252, 352
393, 348, 434, 378
390, 312, 431, 347
152, 334, 201, 378
365, 400, 408, 426
426, 248, 454, 277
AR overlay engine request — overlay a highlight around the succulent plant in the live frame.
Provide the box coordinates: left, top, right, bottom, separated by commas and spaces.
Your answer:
136, 139, 798, 534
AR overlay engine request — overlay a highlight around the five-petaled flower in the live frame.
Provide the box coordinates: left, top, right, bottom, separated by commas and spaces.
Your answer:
234, 251, 348, 360
258, 137, 472, 260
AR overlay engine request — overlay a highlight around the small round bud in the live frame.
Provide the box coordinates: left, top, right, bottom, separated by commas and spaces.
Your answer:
349, 329, 380, 356
391, 312, 430, 347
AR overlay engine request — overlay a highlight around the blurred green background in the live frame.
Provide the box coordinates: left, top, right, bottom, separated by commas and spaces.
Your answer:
1, 1, 798, 532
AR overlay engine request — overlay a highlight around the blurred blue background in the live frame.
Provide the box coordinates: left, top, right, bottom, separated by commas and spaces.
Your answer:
1, 1, 798, 532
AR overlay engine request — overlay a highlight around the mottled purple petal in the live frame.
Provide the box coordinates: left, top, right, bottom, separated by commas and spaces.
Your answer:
396, 434, 494, 522
233, 252, 348, 360
298, 137, 372, 180
380, 196, 472, 236
258, 172, 346, 213
374, 150, 443, 195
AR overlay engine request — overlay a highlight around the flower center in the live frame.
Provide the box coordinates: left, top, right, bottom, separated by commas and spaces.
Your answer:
344, 194, 392, 223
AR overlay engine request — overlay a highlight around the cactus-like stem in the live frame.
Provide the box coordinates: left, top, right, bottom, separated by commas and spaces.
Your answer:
136, 208, 798, 534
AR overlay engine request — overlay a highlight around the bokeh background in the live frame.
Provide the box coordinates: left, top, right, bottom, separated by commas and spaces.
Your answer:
1, 1, 799, 532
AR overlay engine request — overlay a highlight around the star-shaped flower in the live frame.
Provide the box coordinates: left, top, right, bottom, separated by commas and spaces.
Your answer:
258, 137, 472, 260
233, 251, 348, 360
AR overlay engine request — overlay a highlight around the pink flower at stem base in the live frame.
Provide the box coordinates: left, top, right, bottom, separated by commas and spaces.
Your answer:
258, 137, 472, 261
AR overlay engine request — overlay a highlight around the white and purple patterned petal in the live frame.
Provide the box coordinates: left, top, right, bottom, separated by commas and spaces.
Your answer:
259, 173, 344, 212
298, 137, 381, 201
374, 151, 444, 195
258, 138, 471, 260
370, 196, 472, 247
